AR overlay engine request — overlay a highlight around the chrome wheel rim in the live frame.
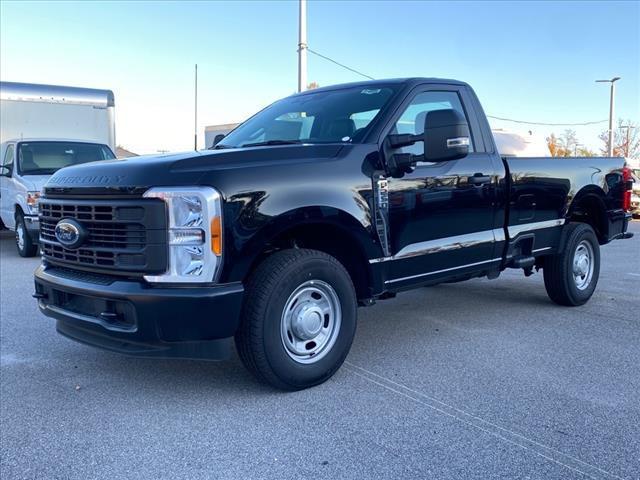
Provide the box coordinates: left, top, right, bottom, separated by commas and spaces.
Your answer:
16, 222, 25, 250
572, 240, 594, 290
280, 279, 342, 364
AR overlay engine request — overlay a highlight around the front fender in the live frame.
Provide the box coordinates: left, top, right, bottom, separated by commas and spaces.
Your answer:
15, 193, 32, 216
221, 186, 381, 283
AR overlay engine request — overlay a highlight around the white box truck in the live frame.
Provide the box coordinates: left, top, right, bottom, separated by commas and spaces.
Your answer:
205, 123, 239, 149
0, 82, 116, 256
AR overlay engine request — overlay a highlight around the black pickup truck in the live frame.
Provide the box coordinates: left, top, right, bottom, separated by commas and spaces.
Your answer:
34, 78, 634, 390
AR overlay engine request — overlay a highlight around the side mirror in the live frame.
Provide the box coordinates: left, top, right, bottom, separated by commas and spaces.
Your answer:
385, 131, 423, 178
212, 134, 225, 147
0, 166, 11, 177
423, 109, 470, 162
385, 108, 470, 176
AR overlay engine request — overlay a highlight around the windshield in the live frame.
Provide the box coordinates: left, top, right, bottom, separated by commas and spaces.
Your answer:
18, 142, 115, 175
217, 85, 400, 148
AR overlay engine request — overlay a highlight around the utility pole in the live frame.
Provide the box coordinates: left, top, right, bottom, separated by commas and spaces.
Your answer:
574, 143, 583, 157
620, 124, 635, 158
298, 0, 307, 93
194, 64, 198, 151
596, 77, 620, 156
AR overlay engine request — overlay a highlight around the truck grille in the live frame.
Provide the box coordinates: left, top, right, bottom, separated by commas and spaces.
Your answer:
40, 204, 146, 250
39, 198, 168, 275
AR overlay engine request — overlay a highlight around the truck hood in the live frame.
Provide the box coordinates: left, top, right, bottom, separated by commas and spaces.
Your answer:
44, 144, 345, 195
16, 175, 50, 192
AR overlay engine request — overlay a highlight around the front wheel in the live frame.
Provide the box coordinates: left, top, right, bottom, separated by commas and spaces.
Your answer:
15, 214, 38, 257
543, 223, 600, 306
235, 249, 357, 390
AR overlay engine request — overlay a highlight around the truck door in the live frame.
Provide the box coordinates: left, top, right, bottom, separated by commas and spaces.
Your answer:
0, 143, 16, 228
381, 86, 502, 287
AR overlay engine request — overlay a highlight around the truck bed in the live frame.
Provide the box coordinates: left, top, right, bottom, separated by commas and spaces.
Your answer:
502, 155, 629, 245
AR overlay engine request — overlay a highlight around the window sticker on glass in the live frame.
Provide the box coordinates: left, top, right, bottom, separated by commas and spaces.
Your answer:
361, 89, 381, 95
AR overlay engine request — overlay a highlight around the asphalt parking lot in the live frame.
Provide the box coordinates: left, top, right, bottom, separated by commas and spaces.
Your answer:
1, 222, 639, 480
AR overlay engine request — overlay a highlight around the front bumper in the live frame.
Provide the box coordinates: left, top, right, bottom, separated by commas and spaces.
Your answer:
34, 265, 244, 359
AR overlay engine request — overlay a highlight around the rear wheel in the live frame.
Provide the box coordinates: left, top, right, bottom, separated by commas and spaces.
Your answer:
543, 223, 600, 306
15, 213, 37, 257
235, 249, 357, 390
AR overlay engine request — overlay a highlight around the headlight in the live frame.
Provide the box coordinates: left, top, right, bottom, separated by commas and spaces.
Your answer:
26, 191, 40, 214
143, 187, 223, 283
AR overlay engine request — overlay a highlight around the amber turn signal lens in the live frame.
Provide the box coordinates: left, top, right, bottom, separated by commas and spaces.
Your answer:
211, 216, 222, 256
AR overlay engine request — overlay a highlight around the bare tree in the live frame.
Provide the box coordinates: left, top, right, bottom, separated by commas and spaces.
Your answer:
547, 130, 579, 157
559, 129, 579, 156
599, 119, 639, 158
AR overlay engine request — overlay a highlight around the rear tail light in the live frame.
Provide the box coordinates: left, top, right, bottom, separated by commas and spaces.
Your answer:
622, 166, 632, 211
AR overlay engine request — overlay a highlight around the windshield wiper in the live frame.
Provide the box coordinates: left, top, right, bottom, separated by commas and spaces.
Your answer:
241, 140, 303, 148
212, 144, 232, 150
22, 170, 56, 175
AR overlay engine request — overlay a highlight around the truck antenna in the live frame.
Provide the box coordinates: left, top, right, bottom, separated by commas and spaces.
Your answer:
194, 63, 198, 151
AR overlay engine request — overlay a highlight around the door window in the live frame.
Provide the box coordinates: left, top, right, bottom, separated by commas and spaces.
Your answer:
392, 91, 474, 155
3, 144, 15, 169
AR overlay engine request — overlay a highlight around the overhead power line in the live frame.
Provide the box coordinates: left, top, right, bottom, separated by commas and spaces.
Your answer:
305, 47, 608, 127
306, 48, 375, 80
486, 115, 608, 127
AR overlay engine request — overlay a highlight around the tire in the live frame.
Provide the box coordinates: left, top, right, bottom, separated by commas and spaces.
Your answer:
543, 223, 600, 306
15, 213, 38, 257
235, 248, 357, 391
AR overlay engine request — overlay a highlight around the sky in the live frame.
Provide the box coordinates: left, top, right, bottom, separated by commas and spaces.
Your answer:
1, 0, 639, 154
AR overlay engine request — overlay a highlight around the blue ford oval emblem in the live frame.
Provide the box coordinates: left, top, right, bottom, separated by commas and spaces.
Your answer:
54, 219, 86, 249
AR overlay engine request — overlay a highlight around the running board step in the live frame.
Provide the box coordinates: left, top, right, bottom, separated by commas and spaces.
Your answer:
509, 256, 535, 269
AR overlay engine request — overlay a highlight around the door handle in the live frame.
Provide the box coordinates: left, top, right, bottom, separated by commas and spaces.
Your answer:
468, 173, 491, 185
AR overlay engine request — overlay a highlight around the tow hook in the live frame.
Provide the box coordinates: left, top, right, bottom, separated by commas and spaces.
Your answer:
100, 311, 122, 324
99, 311, 122, 323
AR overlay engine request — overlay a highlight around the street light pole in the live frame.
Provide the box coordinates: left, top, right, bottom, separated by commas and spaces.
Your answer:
596, 77, 621, 157
574, 143, 583, 157
194, 63, 198, 151
298, 0, 307, 93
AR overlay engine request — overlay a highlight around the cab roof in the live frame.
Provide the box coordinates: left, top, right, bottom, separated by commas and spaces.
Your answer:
294, 77, 469, 96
